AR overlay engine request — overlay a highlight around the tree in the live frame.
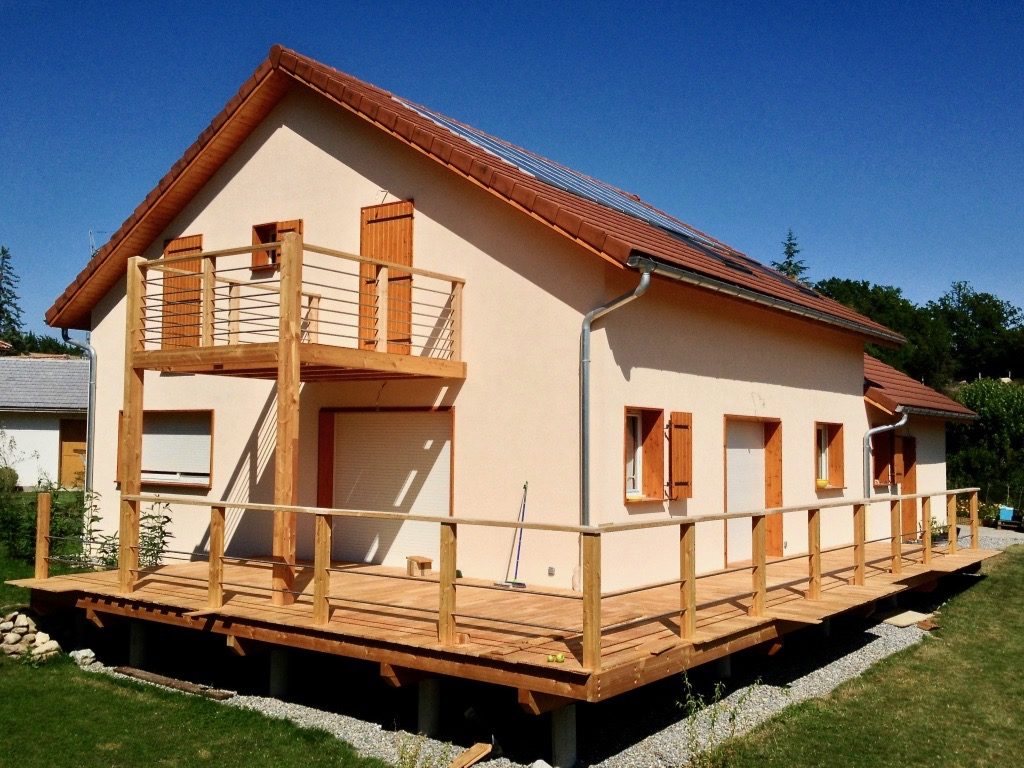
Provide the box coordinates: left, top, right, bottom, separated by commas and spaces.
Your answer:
929, 281, 1022, 381
0, 245, 24, 343
772, 228, 807, 282
948, 379, 1024, 505
815, 277, 952, 388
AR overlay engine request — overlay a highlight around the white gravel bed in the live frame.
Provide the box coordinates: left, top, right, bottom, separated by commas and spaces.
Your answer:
71, 531, 1022, 768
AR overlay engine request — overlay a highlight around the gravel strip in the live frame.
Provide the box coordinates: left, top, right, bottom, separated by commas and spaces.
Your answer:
73, 531, 1023, 768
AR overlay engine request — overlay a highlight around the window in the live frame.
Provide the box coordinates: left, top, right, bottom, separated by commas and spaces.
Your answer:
815, 422, 844, 489
118, 410, 213, 488
624, 408, 664, 501
359, 201, 413, 354
161, 234, 203, 349
252, 219, 303, 270
668, 411, 693, 500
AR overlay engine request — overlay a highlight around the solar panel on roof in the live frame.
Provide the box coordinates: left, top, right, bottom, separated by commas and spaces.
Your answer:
395, 98, 723, 250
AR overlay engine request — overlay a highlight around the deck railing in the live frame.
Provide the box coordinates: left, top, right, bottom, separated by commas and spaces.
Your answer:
132, 234, 464, 362
35, 487, 980, 672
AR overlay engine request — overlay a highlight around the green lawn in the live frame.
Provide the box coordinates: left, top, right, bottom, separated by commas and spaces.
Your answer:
712, 545, 1024, 767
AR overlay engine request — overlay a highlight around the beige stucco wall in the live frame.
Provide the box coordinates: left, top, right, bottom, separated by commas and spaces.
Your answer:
85, 86, 949, 592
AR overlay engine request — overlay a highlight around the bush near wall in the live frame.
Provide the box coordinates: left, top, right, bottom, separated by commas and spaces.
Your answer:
0, 486, 87, 563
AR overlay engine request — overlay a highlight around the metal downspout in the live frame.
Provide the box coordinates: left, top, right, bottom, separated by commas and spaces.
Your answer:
61, 329, 96, 495
862, 410, 909, 498
580, 259, 655, 528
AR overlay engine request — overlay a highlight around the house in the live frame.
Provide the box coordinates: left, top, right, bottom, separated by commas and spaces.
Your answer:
0, 356, 88, 488
18, 46, 992, 763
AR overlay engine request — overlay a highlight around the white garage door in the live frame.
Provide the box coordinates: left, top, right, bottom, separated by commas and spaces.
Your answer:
332, 411, 450, 566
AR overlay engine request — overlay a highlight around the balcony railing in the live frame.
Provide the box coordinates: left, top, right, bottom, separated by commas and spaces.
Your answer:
129, 234, 463, 368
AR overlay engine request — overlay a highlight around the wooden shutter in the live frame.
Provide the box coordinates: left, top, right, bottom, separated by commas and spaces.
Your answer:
252, 219, 303, 269
161, 235, 203, 349
359, 201, 413, 354
668, 411, 693, 500
827, 424, 844, 488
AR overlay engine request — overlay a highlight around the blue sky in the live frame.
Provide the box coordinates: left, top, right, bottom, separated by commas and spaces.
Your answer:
2, 0, 1022, 335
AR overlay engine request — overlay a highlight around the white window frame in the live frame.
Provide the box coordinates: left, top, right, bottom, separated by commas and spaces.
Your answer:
816, 424, 829, 481
625, 411, 643, 498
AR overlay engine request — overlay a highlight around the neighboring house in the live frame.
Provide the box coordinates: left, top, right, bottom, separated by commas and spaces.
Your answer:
20, 46, 990, 759
0, 356, 88, 488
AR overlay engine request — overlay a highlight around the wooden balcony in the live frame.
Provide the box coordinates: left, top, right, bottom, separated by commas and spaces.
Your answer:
128, 233, 465, 381
16, 488, 996, 707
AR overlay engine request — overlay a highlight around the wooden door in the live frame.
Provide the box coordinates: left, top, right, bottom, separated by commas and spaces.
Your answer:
59, 419, 87, 488
359, 201, 413, 354
898, 436, 918, 541
725, 419, 783, 564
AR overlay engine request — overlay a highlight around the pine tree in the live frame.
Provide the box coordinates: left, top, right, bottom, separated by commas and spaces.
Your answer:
772, 228, 808, 282
0, 245, 24, 342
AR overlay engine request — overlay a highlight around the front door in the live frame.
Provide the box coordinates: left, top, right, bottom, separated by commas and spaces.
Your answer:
726, 419, 783, 563
58, 419, 87, 488
898, 436, 918, 541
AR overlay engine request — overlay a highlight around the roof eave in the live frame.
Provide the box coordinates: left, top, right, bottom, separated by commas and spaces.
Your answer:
629, 254, 907, 347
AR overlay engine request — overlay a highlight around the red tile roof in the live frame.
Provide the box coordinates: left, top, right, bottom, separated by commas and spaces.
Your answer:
46, 45, 904, 345
864, 354, 976, 420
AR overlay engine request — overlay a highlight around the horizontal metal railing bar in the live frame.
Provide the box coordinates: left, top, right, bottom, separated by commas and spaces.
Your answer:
304, 243, 465, 284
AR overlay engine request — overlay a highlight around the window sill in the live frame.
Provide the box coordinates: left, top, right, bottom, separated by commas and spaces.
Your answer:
815, 484, 846, 492
625, 495, 661, 504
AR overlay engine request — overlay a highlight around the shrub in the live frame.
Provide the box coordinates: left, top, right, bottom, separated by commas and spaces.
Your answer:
0, 483, 88, 564
0, 466, 17, 493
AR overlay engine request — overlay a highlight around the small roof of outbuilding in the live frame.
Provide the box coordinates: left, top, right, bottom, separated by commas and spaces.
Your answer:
0, 356, 88, 413
46, 45, 904, 347
864, 354, 976, 420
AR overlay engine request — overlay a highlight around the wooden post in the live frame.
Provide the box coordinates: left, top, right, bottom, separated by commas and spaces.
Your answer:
438, 521, 457, 644
946, 493, 958, 553
375, 266, 389, 352
272, 232, 302, 606
679, 521, 696, 640
120, 256, 147, 594
750, 514, 766, 616
970, 490, 979, 549
807, 508, 821, 599
228, 283, 240, 345
201, 256, 215, 347
34, 492, 51, 580
890, 498, 902, 574
582, 531, 602, 671
921, 496, 932, 565
313, 513, 332, 625
450, 281, 463, 361
853, 503, 866, 586
208, 505, 225, 609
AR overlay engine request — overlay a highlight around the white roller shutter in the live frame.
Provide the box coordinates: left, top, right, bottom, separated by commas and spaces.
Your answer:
140, 411, 211, 485
332, 411, 450, 566
726, 420, 764, 565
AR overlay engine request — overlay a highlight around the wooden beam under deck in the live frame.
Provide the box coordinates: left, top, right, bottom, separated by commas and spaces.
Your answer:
15, 541, 998, 705
132, 341, 466, 381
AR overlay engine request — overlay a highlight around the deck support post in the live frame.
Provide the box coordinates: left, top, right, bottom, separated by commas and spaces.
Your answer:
750, 514, 766, 616
551, 704, 577, 768
119, 255, 147, 595
313, 513, 332, 625
807, 508, 821, 599
969, 490, 979, 549
438, 522, 457, 644
679, 521, 696, 639
450, 281, 463, 362
208, 505, 225, 609
35, 492, 51, 580
272, 232, 303, 607
889, 499, 902, 574
921, 496, 932, 565
269, 647, 290, 698
582, 531, 602, 671
375, 265, 389, 352
129, 621, 147, 668
417, 678, 442, 737
853, 503, 866, 586
201, 255, 215, 347
946, 494, 958, 554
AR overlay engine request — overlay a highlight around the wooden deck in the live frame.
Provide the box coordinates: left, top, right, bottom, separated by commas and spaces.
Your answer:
14, 540, 997, 705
